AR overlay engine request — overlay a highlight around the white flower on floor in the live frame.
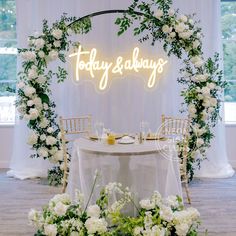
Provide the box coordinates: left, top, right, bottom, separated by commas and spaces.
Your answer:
44, 224, 57, 236
139, 199, 155, 210
46, 136, 57, 146
54, 202, 68, 216
52, 29, 63, 39
87, 204, 101, 218
23, 86, 36, 97
27, 132, 38, 145
85, 217, 108, 234
49, 50, 59, 60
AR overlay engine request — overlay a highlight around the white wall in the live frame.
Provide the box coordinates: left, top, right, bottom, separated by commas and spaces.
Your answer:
0, 126, 14, 168
0, 125, 236, 169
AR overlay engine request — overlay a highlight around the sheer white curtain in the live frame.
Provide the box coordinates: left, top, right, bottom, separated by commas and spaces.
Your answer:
8, 0, 233, 179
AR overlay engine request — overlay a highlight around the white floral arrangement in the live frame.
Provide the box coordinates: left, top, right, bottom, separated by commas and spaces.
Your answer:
29, 182, 200, 236
16, 0, 226, 183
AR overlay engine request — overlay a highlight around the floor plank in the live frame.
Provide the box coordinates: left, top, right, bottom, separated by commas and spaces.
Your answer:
0, 169, 235, 236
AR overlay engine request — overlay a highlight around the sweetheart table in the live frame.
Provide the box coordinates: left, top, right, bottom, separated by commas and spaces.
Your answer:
67, 138, 182, 206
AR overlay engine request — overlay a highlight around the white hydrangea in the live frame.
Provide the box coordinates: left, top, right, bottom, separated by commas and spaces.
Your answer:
24, 86, 36, 97
165, 195, 179, 208
29, 108, 39, 120
49, 50, 59, 60
175, 223, 189, 236
159, 205, 173, 222
46, 136, 57, 146
54, 202, 68, 216
44, 224, 57, 236
87, 205, 101, 218
85, 217, 108, 234
27, 131, 38, 145
52, 29, 63, 39
50, 193, 71, 205
139, 199, 155, 210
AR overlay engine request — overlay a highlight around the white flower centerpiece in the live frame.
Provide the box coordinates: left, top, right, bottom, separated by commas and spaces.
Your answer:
16, 0, 226, 184
29, 181, 200, 236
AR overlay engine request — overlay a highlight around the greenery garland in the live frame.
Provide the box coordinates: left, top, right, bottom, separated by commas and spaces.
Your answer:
16, 0, 226, 184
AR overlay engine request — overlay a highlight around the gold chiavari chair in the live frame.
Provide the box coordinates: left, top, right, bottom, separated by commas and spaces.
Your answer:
161, 114, 191, 204
59, 115, 92, 193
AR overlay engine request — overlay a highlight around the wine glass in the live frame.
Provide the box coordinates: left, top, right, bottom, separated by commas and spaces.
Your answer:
140, 121, 149, 142
94, 122, 104, 141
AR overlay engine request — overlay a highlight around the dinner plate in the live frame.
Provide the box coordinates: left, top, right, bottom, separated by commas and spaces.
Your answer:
89, 134, 123, 140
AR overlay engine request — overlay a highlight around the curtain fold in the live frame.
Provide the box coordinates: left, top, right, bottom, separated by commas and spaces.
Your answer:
8, 0, 234, 179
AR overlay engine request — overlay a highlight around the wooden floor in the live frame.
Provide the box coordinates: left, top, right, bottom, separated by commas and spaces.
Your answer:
0, 169, 236, 236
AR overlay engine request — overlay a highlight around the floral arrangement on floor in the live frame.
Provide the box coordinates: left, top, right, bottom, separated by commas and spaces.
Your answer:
29, 182, 200, 236
16, 0, 226, 184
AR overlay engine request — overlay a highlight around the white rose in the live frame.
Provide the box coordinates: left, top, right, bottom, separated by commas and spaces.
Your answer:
193, 40, 200, 49
210, 97, 217, 107
47, 127, 54, 133
46, 136, 57, 146
29, 108, 39, 120
27, 132, 38, 145
194, 74, 208, 82
70, 232, 79, 236
87, 205, 101, 218
24, 86, 36, 97
207, 82, 216, 90
85, 217, 108, 234
155, 9, 163, 19
191, 56, 204, 68
17, 81, 25, 89
33, 97, 42, 108
174, 22, 186, 33
52, 29, 63, 39
202, 111, 208, 121
53, 150, 63, 161
40, 134, 46, 141
44, 224, 57, 236
21, 51, 36, 61
28, 68, 38, 80
34, 38, 45, 50
39, 118, 49, 128
139, 199, 155, 210
168, 9, 175, 16
54, 202, 68, 216
38, 51, 45, 58
175, 223, 189, 236
27, 100, 34, 107
165, 195, 179, 208
162, 25, 172, 34
169, 32, 176, 38
188, 104, 196, 117
179, 31, 192, 40
38, 147, 48, 158
48, 50, 58, 60
201, 87, 211, 95
37, 75, 47, 84
43, 103, 49, 110
196, 138, 204, 147
53, 40, 61, 48
203, 99, 211, 108
179, 14, 188, 23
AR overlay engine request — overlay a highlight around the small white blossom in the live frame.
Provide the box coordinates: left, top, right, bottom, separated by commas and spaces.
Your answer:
139, 199, 155, 210
52, 29, 63, 39
54, 202, 68, 216
85, 217, 108, 234
34, 38, 45, 50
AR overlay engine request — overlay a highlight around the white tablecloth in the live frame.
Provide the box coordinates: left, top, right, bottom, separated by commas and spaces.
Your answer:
67, 138, 182, 206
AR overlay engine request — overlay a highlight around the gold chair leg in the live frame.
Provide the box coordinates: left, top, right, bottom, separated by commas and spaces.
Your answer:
184, 182, 191, 204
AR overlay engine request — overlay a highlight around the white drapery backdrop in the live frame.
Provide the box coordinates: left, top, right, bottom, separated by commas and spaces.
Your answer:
8, 0, 234, 179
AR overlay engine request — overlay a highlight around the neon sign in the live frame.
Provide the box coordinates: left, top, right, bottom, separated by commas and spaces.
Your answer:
69, 46, 168, 91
